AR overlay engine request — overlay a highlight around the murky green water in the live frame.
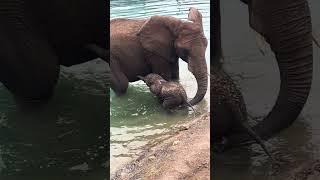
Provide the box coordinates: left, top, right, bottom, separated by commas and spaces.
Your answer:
214, 0, 320, 179
110, 0, 210, 173
0, 60, 108, 179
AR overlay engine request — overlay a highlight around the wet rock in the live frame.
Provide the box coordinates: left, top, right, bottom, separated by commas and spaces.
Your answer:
177, 125, 189, 131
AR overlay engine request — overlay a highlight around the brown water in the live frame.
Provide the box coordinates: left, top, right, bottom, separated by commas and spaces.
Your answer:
213, 1, 320, 179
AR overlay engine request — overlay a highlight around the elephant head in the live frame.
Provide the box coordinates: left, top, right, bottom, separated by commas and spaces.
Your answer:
215, 0, 313, 146
138, 74, 166, 96
137, 7, 208, 105
137, 74, 164, 87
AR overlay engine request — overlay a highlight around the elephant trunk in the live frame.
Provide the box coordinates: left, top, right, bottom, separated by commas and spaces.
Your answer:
188, 58, 208, 105
213, 0, 222, 68
253, 2, 313, 139
228, 0, 313, 146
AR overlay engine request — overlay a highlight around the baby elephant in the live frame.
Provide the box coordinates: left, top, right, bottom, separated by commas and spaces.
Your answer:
137, 73, 195, 114
211, 67, 276, 162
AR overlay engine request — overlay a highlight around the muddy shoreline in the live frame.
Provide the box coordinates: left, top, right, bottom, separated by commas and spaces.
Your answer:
111, 113, 210, 180
109, 112, 320, 180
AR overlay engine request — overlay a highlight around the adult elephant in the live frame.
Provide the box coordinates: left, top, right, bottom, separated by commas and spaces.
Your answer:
214, 0, 313, 147
110, 7, 208, 105
0, 1, 107, 102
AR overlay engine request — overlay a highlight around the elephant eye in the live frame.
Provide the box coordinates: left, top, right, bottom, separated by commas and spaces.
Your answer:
182, 48, 189, 54
181, 48, 189, 58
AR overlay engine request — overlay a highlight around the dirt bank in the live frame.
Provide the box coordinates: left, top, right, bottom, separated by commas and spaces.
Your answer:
111, 113, 210, 180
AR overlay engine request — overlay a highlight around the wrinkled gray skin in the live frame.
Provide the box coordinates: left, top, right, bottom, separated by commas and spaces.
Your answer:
138, 74, 195, 113
211, 67, 275, 161
213, 0, 313, 148
110, 7, 208, 105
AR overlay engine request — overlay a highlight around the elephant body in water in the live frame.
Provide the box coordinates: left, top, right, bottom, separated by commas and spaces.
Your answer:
0, 0, 107, 102
213, 0, 313, 147
110, 7, 208, 105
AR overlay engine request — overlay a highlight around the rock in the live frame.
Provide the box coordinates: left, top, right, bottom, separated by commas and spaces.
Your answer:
178, 125, 189, 131
148, 155, 156, 161
173, 141, 179, 145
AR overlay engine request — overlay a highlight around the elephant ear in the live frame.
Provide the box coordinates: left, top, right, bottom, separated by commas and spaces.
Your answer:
188, 7, 203, 31
137, 16, 177, 62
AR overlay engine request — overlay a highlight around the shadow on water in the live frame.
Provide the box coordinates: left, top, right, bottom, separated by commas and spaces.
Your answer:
0, 60, 108, 179
213, 0, 320, 179
110, 0, 210, 174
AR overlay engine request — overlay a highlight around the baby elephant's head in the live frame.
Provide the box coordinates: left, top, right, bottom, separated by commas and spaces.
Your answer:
137, 73, 165, 86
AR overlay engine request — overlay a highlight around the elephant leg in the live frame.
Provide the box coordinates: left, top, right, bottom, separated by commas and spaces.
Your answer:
85, 44, 109, 62
170, 60, 179, 80
0, 12, 60, 102
110, 60, 128, 95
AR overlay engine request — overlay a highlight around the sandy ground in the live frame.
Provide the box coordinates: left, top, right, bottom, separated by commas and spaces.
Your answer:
111, 113, 210, 180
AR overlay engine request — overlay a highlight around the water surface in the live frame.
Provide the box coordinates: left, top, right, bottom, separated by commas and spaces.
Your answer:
110, 0, 210, 173
0, 60, 108, 179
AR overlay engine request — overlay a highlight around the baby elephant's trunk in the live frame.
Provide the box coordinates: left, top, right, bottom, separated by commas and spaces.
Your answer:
137, 75, 144, 80
185, 101, 196, 117
240, 122, 277, 164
